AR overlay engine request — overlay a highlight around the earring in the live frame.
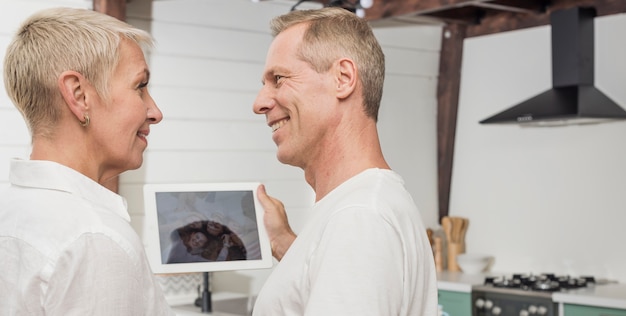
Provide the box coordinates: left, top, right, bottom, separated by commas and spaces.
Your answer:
79, 114, 90, 127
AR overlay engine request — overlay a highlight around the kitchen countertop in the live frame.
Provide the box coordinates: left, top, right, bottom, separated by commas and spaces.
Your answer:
437, 271, 487, 293
437, 272, 626, 311
170, 292, 251, 316
553, 283, 626, 310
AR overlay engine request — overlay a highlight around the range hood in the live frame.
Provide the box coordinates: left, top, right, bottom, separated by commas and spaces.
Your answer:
479, 7, 626, 125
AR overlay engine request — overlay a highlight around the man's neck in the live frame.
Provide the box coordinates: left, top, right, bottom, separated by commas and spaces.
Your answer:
304, 126, 390, 202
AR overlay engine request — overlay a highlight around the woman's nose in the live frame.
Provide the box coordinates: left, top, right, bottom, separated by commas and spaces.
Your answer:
146, 91, 163, 123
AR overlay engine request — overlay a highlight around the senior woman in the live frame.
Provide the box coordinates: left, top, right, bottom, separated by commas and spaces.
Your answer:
0, 7, 172, 315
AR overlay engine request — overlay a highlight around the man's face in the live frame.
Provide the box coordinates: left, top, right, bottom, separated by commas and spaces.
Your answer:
253, 24, 338, 169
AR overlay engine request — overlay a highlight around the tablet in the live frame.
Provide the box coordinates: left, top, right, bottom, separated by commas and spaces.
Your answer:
143, 182, 273, 274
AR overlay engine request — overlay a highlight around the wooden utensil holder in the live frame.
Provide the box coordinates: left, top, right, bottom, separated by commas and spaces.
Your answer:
433, 236, 444, 272
447, 242, 464, 272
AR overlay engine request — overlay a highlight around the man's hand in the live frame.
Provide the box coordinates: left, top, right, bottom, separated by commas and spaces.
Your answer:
257, 184, 297, 261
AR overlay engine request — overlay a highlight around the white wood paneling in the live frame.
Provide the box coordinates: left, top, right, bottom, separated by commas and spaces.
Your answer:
0, 0, 90, 33
149, 86, 259, 121
383, 74, 438, 99
121, 10, 309, 299
149, 0, 299, 31
122, 151, 301, 184
0, 98, 11, 112
146, 120, 274, 151
371, 21, 440, 232
379, 73, 439, 227
0, 110, 30, 145
385, 46, 440, 76
0, 0, 92, 188
0, 0, 442, 298
0, 35, 10, 76
149, 55, 263, 90
373, 21, 442, 51
0, 80, 12, 110
149, 21, 271, 62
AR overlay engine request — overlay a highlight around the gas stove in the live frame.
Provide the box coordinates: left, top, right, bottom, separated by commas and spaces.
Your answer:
471, 273, 596, 316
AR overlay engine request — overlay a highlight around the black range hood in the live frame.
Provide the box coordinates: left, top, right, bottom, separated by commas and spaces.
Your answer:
480, 7, 626, 125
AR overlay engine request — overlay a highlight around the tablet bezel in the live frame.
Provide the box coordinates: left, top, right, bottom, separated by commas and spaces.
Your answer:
143, 182, 273, 274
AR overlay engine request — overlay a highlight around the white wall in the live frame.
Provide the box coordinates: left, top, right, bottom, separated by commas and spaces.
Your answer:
3, 0, 625, 302
0, 0, 437, 304
122, 0, 317, 302
120, 0, 441, 301
0, 0, 93, 185
451, 13, 626, 282
10, 0, 626, 305
0, 0, 439, 304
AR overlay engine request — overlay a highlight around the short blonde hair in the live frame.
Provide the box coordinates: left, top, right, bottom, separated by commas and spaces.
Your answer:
270, 7, 385, 121
3, 7, 154, 138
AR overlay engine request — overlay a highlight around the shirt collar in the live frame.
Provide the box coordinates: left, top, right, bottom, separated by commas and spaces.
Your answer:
9, 158, 130, 222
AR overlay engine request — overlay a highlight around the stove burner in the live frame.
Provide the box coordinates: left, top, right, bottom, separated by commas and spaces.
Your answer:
484, 273, 595, 292
474, 274, 597, 316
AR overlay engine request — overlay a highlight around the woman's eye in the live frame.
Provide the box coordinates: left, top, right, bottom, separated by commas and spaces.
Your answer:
137, 82, 149, 96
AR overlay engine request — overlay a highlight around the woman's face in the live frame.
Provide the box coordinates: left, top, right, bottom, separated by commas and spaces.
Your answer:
189, 232, 208, 249
206, 221, 224, 236
88, 38, 162, 178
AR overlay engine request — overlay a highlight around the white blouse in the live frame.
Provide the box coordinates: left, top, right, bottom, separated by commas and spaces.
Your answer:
0, 159, 173, 316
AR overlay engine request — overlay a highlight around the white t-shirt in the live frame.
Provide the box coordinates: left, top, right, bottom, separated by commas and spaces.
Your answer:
0, 159, 173, 316
253, 168, 438, 316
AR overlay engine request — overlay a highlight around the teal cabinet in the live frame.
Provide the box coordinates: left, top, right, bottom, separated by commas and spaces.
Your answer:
564, 304, 626, 316
438, 290, 471, 316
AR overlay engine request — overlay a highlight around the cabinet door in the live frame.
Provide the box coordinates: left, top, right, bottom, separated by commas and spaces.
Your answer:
564, 303, 626, 316
438, 290, 471, 316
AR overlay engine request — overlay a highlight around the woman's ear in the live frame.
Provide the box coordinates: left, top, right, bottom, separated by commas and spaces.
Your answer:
58, 70, 88, 122
335, 58, 358, 99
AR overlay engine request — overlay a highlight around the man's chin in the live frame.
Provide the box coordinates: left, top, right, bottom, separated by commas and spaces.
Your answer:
276, 152, 290, 165
276, 154, 301, 169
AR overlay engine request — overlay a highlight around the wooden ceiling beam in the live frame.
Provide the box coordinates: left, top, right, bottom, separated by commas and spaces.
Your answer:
436, 23, 466, 223
366, 0, 493, 19
466, 0, 626, 37
93, 0, 127, 21
471, 2, 536, 14
365, 0, 626, 38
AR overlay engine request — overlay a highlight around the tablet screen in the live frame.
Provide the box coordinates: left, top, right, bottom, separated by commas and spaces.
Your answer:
143, 182, 273, 274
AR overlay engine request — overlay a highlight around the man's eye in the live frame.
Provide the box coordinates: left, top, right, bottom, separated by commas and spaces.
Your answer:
275, 75, 284, 82
138, 81, 148, 89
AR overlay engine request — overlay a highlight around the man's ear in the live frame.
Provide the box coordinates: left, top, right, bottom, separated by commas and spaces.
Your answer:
58, 70, 88, 122
335, 58, 358, 100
